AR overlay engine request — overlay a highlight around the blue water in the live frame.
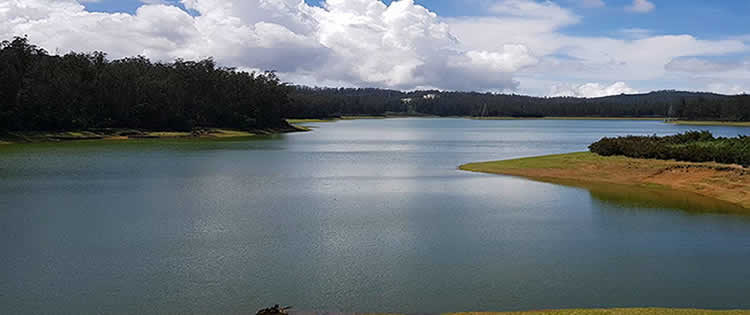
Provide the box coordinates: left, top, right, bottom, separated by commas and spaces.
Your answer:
1, 119, 749, 314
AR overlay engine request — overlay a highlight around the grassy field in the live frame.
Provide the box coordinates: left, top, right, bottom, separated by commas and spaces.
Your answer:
449, 309, 750, 315
459, 152, 749, 209
668, 120, 750, 127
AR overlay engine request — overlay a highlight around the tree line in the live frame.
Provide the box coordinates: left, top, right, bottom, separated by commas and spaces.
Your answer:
0, 37, 290, 132
288, 87, 750, 120
589, 131, 750, 167
2, 37, 749, 134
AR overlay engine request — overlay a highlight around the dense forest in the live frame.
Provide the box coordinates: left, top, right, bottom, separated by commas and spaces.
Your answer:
590, 131, 750, 167
0, 37, 291, 132
288, 87, 750, 120
2, 37, 749, 134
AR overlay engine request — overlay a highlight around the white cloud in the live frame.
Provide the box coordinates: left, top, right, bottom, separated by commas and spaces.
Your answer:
665, 58, 744, 73
1, 0, 539, 91
549, 81, 638, 97
706, 83, 748, 95
625, 0, 654, 13
578, 0, 605, 8
489, 0, 579, 27
0, 0, 748, 95
619, 28, 651, 39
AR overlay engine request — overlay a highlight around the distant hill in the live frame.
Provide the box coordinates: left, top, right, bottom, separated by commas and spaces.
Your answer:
288, 87, 749, 121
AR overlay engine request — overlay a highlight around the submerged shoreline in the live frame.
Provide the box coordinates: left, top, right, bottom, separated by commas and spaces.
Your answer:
459, 152, 750, 210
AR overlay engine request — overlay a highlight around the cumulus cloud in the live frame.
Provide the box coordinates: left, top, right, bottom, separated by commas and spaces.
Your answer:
1, 0, 538, 91
665, 57, 745, 73
625, 0, 654, 13
1, 0, 748, 95
549, 82, 638, 97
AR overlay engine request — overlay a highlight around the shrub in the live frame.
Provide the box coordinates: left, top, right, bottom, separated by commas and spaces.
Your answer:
589, 131, 750, 167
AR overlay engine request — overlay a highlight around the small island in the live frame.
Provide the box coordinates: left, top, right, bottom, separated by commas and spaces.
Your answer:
460, 132, 749, 210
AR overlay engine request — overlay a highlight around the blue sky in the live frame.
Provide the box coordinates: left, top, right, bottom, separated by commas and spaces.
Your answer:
82, 0, 750, 40
6, 0, 749, 96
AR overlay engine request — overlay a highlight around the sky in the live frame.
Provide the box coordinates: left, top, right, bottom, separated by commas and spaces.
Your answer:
2, 0, 749, 97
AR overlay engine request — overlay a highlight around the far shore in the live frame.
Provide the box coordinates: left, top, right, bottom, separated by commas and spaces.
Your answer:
287, 116, 389, 124
0, 125, 308, 145
459, 152, 749, 210
287, 114, 441, 124
291, 116, 750, 127
667, 120, 750, 127
470, 116, 665, 121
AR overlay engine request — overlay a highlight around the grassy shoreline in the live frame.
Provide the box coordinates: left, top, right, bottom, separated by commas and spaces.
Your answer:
459, 152, 749, 210
0, 126, 308, 145
667, 120, 750, 127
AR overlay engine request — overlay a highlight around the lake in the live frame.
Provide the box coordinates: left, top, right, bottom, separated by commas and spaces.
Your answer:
2, 118, 750, 314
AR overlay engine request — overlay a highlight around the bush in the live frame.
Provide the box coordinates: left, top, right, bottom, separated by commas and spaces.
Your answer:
589, 131, 750, 167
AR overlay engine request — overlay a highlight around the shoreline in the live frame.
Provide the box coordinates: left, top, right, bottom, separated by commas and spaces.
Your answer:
286, 115, 436, 124
0, 125, 308, 145
459, 152, 749, 210
291, 116, 750, 127
470, 116, 665, 121
446, 309, 750, 314
667, 120, 750, 127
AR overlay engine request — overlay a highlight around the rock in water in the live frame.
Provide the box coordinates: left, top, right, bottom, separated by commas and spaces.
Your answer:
256, 304, 292, 315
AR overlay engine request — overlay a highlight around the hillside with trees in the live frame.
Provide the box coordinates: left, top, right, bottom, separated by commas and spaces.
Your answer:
0, 37, 291, 133
288, 87, 749, 120
2, 37, 748, 135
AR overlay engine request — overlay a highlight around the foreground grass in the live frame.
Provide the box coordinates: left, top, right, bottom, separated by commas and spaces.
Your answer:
668, 120, 750, 127
460, 152, 750, 209
449, 309, 750, 315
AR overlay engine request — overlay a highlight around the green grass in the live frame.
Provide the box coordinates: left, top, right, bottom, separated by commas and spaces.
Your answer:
460, 152, 610, 171
668, 120, 750, 127
146, 131, 191, 137
459, 152, 750, 210
211, 129, 255, 137
448, 309, 750, 315
1, 128, 264, 144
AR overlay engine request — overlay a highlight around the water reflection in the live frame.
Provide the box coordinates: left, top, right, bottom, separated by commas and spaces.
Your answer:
581, 182, 749, 215
3, 118, 750, 314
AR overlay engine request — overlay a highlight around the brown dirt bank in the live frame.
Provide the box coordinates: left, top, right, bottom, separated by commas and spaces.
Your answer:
459, 152, 750, 210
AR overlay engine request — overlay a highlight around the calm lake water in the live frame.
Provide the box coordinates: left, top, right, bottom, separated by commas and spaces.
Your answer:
2, 119, 750, 314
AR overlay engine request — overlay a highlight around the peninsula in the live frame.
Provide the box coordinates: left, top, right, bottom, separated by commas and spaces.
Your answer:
460, 152, 749, 210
